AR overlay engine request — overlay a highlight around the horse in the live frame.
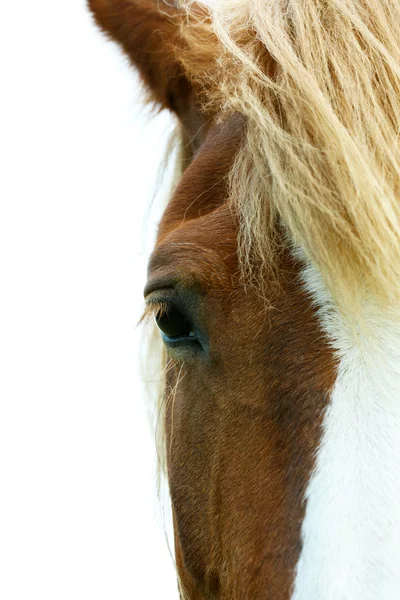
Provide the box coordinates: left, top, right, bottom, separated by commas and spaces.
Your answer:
88, 1, 400, 598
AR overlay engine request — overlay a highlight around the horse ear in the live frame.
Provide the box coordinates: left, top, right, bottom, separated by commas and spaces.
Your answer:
88, 0, 202, 117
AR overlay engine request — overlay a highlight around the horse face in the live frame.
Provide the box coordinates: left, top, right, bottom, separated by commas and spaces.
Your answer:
89, 2, 336, 597
145, 119, 335, 598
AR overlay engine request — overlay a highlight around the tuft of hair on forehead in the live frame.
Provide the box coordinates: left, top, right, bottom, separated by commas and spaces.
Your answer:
180, 0, 400, 316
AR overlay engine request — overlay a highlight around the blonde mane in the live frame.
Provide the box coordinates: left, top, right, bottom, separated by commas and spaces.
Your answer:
180, 0, 400, 314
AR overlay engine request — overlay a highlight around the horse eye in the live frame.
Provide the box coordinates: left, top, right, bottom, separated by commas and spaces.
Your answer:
155, 306, 195, 341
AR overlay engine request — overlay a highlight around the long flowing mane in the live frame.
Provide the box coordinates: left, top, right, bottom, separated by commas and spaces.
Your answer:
179, 0, 400, 314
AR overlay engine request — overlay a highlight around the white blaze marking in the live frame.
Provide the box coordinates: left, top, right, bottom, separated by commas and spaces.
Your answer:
291, 261, 400, 600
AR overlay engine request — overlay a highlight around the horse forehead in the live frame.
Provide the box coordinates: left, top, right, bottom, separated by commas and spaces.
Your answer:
158, 115, 245, 238
151, 117, 245, 290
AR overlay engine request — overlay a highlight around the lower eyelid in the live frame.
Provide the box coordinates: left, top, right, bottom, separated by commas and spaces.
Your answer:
161, 332, 197, 343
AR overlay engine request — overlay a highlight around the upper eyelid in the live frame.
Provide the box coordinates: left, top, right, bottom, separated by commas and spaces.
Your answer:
145, 289, 178, 311
144, 272, 204, 300
143, 276, 177, 299
144, 285, 194, 316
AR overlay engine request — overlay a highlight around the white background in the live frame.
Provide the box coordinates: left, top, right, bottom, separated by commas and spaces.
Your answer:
0, 1, 179, 598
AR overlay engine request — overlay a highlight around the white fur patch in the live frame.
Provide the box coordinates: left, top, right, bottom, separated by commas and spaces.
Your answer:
291, 261, 400, 600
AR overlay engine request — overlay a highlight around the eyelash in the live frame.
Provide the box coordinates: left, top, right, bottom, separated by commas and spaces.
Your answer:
140, 300, 170, 323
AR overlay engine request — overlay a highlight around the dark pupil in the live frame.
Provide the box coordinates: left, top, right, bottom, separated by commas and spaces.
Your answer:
156, 307, 193, 339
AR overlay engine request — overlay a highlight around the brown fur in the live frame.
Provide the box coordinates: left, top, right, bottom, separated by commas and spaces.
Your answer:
89, 1, 337, 597
147, 122, 336, 598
